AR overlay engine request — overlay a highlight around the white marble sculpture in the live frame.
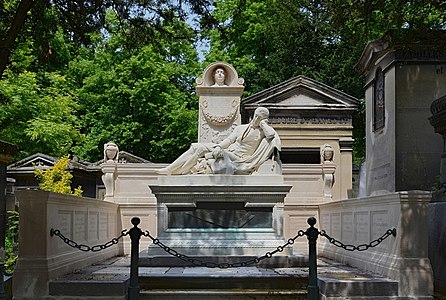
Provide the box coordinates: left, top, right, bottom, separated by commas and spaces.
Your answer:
321, 144, 335, 198
158, 107, 281, 175
196, 62, 244, 143
321, 144, 334, 162
104, 141, 119, 162
102, 141, 119, 197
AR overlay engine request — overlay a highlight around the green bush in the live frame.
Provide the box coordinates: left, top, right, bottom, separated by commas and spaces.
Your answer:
5, 210, 19, 274
34, 155, 83, 196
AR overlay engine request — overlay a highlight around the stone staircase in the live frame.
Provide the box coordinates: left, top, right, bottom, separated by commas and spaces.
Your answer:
48, 255, 404, 300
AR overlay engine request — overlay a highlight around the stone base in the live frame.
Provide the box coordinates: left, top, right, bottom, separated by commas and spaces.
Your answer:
150, 174, 292, 259
141, 251, 307, 268
148, 233, 292, 255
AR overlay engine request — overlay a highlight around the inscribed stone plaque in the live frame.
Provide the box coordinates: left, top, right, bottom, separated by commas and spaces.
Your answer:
99, 213, 108, 240
109, 213, 117, 237
58, 211, 73, 238
341, 212, 353, 243
331, 213, 341, 238
168, 202, 272, 229
74, 211, 87, 241
370, 163, 391, 193
89, 212, 99, 240
320, 213, 330, 232
354, 212, 369, 243
288, 214, 311, 236
371, 210, 389, 248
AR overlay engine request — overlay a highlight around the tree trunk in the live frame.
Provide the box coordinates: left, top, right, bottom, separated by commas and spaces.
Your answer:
0, 0, 34, 80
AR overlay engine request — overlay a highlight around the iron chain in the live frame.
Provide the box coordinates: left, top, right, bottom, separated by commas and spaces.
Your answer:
50, 224, 397, 266
319, 228, 397, 251
50, 228, 129, 252
143, 230, 306, 269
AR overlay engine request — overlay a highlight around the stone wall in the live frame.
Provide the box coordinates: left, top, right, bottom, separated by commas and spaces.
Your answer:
318, 191, 433, 298
13, 190, 121, 299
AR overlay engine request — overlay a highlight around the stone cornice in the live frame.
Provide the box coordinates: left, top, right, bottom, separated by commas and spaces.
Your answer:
355, 30, 446, 76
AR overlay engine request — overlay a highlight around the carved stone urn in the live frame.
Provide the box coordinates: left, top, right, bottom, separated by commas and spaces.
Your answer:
104, 141, 119, 162
102, 141, 119, 199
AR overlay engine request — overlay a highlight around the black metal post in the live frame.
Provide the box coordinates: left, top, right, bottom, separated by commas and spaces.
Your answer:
128, 217, 143, 300
306, 217, 319, 300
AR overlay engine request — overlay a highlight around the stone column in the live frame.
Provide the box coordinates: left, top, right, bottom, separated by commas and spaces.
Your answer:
339, 137, 354, 199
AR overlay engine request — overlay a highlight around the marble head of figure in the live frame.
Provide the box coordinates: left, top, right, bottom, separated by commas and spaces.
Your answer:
196, 62, 244, 87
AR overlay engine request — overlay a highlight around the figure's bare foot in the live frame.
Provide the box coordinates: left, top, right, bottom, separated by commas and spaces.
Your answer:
157, 167, 172, 175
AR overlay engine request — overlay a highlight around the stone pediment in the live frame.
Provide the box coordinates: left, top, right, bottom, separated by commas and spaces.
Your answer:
243, 76, 359, 111
8, 153, 58, 171
8, 153, 95, 173
9, 150, 151, 174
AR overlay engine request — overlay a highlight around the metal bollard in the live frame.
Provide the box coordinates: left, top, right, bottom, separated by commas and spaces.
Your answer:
128, 217, 144, 300
306, 217, 319, 300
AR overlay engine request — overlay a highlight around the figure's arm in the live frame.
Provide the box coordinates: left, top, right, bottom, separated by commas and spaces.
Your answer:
217, 127, 239, 149
259, 120, 276, 140
210, 127, 239, 158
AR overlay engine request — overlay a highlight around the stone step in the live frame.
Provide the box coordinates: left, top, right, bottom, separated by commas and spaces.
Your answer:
48, 256, 403, 300
147, 237, 294, 256
49, 276, 128, 299
139, 252, 308, 268
140, 289, 307, 300
317, 263, 399, 299
138, 267, 308, 290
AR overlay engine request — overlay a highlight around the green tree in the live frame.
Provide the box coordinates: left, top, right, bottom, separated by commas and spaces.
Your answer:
202, 0, 446, 164
34, 155, 83, 196
68, 11, 201, 162
0, 0, 213, 80
0, 70, 82, 159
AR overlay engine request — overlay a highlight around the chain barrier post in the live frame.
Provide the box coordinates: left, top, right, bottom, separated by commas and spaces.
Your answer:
128, 217, 143, 300
306, 217, 319, 300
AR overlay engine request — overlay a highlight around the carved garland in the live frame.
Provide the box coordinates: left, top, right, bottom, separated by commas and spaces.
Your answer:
200, 99, 239, 127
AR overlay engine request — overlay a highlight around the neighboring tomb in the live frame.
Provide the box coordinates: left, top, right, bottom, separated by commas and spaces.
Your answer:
355, 30, 446, 195
242, 75, 359, 201
429, 93, 446, 293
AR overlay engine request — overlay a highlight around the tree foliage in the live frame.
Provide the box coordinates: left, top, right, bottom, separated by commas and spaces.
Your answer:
1, 1, 203, 162
68, 10, 201, 162
202, 0, 446, 164
1, 0, 446, 164
0, 70, 82, 158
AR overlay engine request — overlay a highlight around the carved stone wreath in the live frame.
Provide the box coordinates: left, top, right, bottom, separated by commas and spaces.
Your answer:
200, 99, 239, 127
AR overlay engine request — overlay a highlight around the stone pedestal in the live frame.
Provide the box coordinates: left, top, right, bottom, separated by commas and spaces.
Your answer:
149, 175, 292, 257
196, 62, 244, 143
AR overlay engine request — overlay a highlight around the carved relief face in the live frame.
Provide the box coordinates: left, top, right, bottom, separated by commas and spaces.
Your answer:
322, 145, 334, 161
213, 68, 226, 86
